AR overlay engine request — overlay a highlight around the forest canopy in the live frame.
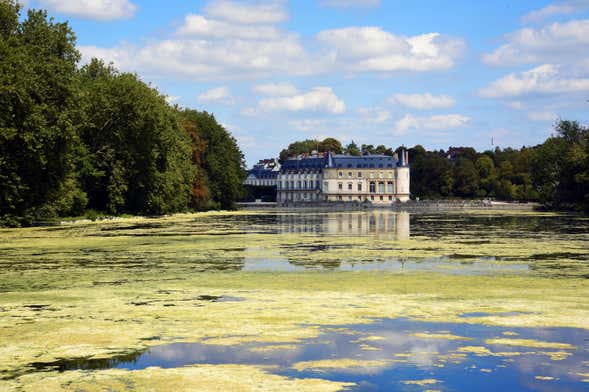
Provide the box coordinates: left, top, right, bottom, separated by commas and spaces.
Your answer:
0, 1, 245, 226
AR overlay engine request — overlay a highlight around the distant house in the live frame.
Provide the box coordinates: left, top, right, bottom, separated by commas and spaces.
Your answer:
244, 159, 280, 187
277, 150, 410, 204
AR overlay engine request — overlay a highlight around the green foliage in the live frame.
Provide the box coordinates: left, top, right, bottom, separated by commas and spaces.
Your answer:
531, 121, 589, 211
278, 138, 344, 163
344, 141, 361, 156
78, 60, 195, 215
179, 110, 246, 210
0, 2, 83, 224
0, 4, 246, 225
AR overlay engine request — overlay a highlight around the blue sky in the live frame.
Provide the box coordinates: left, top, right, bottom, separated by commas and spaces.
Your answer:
22, 0, 589, 165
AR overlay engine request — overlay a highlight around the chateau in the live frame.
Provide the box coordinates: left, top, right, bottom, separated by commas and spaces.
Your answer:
275, 150, 410, 204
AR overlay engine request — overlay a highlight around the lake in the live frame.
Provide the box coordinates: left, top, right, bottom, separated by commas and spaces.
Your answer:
1, 210, 588, 391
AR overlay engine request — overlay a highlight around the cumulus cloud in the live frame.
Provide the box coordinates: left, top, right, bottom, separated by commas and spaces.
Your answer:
79, 34, 318, 81
203, 0, 288, 24
197, 86, 233, 104
390, 93, 454, 110
479, 64, 589, 98
176, 14, 280, 39
253, 82, 299, 96
522, 0, 589, 24
259, 87, 346, 114
80, 3, 462, 81
393, 113, 470, 135
38, 0, 137, 21
317, 27, 464, 73
79, 0, 332, 81
319, 0, 380, 8
483, 19, 589, 66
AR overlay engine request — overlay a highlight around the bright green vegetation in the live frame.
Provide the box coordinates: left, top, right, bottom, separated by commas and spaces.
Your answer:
0, 1, 245, 227
0, 210, 588, 390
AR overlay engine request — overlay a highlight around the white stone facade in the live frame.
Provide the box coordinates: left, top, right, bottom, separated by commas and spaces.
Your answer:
277, 152, 410, 204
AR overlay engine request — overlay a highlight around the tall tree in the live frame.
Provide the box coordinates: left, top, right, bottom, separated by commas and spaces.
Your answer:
344, 141, 361, 156
179, 110, 245, 209
79, 59, 195, 215
0, 2, 85, 224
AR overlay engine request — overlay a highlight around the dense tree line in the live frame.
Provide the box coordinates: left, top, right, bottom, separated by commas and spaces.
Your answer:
0, 2, 245, 226
280, 121, 589, 212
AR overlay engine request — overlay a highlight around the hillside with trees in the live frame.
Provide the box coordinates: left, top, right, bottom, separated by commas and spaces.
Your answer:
0, 2, 245, 226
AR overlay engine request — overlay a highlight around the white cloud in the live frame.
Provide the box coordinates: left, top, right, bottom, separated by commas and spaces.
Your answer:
259, 87, 346, 114
197, 86, 233, 104
522, 0, 589, 24
79, 34, 320, 81
317, 27, 464, 73
480, 64, 589, 98
319, 0, 380, 8
393, 113, 470, 135
357, 107, 391, 123
528, 111, 558, 121
176, 14, 280, 39
204, 0, 288, 24
390, 93, 454, 110
38, 0, 137, 21
253, 82, 299, 96
483, 19, 589, 66
290, 119, 328, 132
81, 5, 462, 81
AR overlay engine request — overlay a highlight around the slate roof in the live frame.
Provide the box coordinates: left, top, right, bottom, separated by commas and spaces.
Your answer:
280, 157, 327, 171
280, 153, 403, 172
247, 166, 279, 179
331, 154, 398, 169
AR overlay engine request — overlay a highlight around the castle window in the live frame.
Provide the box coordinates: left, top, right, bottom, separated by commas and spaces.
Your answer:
348, 172, 352, 178
348, 182, 353, 191
357, 183, 362, 191
338, 182, 343, 190
387, 181, 394, 193
358, 172, 362, 178
378, 182, 385, 193
338, 171, 343, 178
369, 182, 376, 193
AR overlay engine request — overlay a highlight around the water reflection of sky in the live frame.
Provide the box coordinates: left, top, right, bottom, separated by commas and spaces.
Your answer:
43, 318, 589, 392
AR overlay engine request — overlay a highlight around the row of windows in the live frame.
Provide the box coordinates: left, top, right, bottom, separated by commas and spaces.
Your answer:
336, 195, 395, 201
277, 180, 321, 190
329, 181, 395, 193
245, 179, 275, 186
281, 192, 319, 201
280, 173, 320, 180
338, 171, 395, 179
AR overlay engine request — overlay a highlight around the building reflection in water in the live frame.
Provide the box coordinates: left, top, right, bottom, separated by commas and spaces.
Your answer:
275, 211, 410, 240
242, 212, 411, 271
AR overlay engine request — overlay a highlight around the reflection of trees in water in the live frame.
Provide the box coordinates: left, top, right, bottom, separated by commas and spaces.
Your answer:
275, 211, 410, 240
31, 350, 145, 373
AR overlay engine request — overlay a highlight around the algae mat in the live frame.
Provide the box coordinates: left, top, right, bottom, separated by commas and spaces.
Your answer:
0, 210, 588, 391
